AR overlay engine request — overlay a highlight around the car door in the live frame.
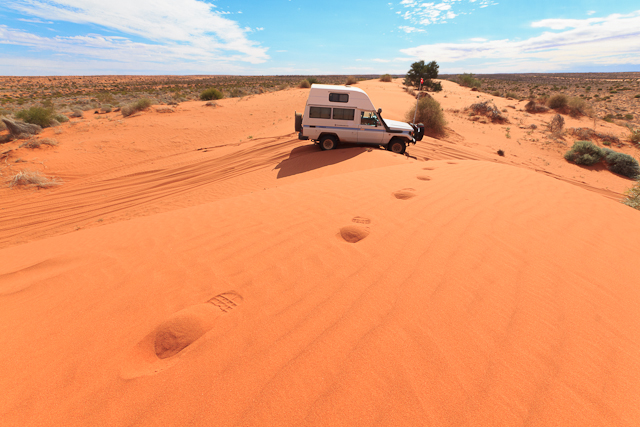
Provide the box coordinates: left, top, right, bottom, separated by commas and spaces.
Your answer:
331, 107, 357, 142
358, 110, 385, 143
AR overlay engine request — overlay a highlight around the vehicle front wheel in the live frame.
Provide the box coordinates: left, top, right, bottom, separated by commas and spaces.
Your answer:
387, 138, 406, 154
319, 135, 338, 151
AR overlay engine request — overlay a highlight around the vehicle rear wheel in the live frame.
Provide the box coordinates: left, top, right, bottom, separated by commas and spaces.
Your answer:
387, 138, 406, 154
319, 135, 338, 151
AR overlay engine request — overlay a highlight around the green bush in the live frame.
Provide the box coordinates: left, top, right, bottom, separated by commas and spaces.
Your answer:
458, 73, 482, 88
405, 96, 446, 137
15, 106, 55, 128
306, 77, 319, 85
379, 74, 392, 82
547, 94, 568, 110
54, 114, 69, 123
200, 88, 224, 101
602, 149, 640, 178
121, 98, 152, 117
564, 140, 603, 165
299, 79, 311, 89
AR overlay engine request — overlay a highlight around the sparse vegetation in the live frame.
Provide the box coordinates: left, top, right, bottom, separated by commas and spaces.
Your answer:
468, 101, 507, 123
630, 127, 640, 144
405, 96, 446, 137
121, 98, 152, 117
458, 73, 482, 89
200, 88, 224, 101
19, 138, 58, 149
548, 114, 565, 135
564, 141, 640, 178
15, 106, 55, 127
525, 99, 549, 113
564, 140, 603, 165
379, 74, 393, 82
622, 181, 640, 210
299, 79, 311, 89
345, 76, 357, 85
567, 97, 590, 117
9, 170, 61, 188
547, 94, 568, 110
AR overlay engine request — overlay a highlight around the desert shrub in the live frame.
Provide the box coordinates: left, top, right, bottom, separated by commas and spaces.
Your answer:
505, 92, 518, 99
567, 97, 590, 117
306, 77, 319, 85
525, 100, 549, 113
491, 91, 500, 97
547, 94, 568, 110
603, 114, 614, 122
405, 96, 446, 137
458, 73, 482, 88
15, 106, 55, 128
19, 138, 58, 149
200, 88, 224, 101
299, 79, 311, 89
379, 74, 393, 82
564, 140, 603, 165
228, 88, 246, 98
121, 98, 152, 117
9, 170, 61, 188
570, 127, 595, 140
548, 114, 565, 135
101, 104, 113, 113
602, 149, 640, 178
624, 114, 634, 120
622, 181, 640, 210
54, 114, 69, 123
630, 128, 640, 145
469, 101, 507, 123
345, 76, 357, 85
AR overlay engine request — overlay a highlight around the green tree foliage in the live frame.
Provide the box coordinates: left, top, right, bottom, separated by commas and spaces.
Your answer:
405, 60, 440, 91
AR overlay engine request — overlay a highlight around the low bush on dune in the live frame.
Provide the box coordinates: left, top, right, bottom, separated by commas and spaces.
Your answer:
548, 114, 565, 135
564, 140, 640, 178
200, 88, 224, 101
623, 181, 640, 210
525, 99, 549, 113
19, 138, 58, 149
405, 96, 446, 137
567, 97, 591, 117
564, 140, 603, 165
468, 101, 507, 123
9, 170, 61, 188
379, 74, 393, 82
121, 98, 152, 117
458, 73, 481, 88
345, 76, 357, 85
629, 127, 640, 145
299, 79, 311, 89
547, 94, 568, 110
15, 106, 55, 128
306, 77, 319, 85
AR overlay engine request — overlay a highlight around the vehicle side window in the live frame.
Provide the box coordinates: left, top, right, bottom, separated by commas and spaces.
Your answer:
309, 106, 331, 119
360, 111, 378, 126
333, 108, 355, 121
329, 93, 349, 103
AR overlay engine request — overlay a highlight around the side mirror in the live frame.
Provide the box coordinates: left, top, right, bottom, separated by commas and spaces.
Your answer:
377, 108, 382, 115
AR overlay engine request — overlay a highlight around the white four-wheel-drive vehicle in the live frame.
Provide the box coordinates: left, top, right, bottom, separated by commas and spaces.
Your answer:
294, 84, 424, 154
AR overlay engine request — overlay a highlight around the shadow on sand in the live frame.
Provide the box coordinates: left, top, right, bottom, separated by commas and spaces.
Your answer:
275, 144, 372, 179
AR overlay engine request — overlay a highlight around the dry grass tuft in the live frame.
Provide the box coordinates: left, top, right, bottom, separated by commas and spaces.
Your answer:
468, 101, 508, 123
548, 114, 565, 135
19, 138, 59, 149
525, 100, 549, 113
345, 76, 357, 85
9, 170, 61, 188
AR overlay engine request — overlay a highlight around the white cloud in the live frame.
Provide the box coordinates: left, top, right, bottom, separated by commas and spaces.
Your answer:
587, 10, 596, 16
2, 0, 268, 65
398, 0, 496, 26
399, 26, 425, 33
400, 11, 640, 70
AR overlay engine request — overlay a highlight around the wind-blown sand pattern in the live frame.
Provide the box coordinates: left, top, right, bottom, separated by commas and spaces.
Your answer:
1, 78, 639, 426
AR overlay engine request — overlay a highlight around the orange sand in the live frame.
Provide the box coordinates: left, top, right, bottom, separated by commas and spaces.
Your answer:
1, 78, 639, 426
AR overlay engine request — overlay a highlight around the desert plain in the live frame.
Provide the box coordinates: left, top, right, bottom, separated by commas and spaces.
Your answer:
1, 76, 640, 426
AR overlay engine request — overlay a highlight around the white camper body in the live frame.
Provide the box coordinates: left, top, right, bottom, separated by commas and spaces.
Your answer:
294, 84, 424, 154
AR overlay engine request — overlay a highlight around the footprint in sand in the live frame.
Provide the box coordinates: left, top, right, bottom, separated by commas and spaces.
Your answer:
422, 167, 435, 170
339, 224, 370, 243
351, 216, 371, 225
392, 188, 417, 200
447, 161, 458, 165
121, 291, 243, 378
154, 292, 243, 359
416, 175, 431, 181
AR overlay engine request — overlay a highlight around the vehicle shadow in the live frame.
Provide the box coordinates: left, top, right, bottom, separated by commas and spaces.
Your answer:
275, 144, 370, 179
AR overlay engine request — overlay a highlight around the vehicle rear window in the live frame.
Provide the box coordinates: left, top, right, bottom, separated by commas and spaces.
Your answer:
329, 93, 349, 103
333, 108, 355, 121
309, 106, 331, 119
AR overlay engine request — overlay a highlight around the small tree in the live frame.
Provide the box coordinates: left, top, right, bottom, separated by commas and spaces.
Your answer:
405, 60, 440, 90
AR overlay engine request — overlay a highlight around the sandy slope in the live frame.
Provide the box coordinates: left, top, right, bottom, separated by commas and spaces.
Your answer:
1, 79, 640, 426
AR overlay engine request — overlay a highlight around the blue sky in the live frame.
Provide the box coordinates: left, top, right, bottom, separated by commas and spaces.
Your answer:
1, 0, 639, 75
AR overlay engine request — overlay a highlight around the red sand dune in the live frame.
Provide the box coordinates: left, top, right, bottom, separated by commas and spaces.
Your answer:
1, 79, 639, 426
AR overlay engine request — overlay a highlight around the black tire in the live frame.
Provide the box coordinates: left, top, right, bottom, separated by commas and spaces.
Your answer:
294, 112, 303, 133
387, 138, 406, 154
319, 135, 338, 151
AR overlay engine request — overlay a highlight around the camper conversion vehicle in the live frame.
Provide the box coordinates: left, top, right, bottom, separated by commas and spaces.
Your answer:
294, 84, 424, 154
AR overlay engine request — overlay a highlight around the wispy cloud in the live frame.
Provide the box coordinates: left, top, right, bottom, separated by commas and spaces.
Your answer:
399, 26, 425, 33
2, 0, 269, 67
398, 0, 497, 26
400, 10, 640, 70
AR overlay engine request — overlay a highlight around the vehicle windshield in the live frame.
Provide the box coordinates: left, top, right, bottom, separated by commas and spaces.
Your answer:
360, 111, 378, 126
